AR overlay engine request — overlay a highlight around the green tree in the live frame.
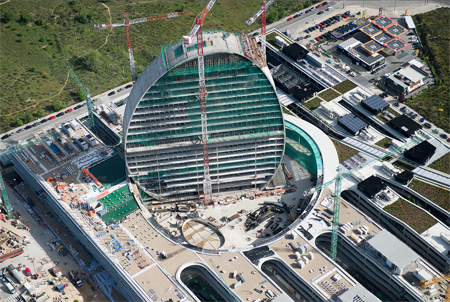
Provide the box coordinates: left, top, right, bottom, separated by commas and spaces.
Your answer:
298, 3, 304, 10
16, 119, 23, 126
77, 14, 88, 24
77, 88, 86, 101
304, 1, 312, 8
36, 109, 45, 117
30, 67, 36, 72
267, 11, 279, 24
18, 14, 32, 26
36, 18, 45, 26
2, 12, 14, 23
24, 114, 33, 123
53, 100, 64, 111
278, 8, 286, 19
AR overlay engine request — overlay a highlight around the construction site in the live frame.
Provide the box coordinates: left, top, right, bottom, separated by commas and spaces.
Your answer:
1, 1, 450, 302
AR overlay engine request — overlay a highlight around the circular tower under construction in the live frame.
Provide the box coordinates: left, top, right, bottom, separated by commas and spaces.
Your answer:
123, 31, 285, 203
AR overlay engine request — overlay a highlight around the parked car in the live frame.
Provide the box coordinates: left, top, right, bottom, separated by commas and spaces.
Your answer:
41, 119, 48, 123
287, 17, 293, 21
318, 10, 325, 15
315, 37, 322, 41
25, 268, 31, 276
25, 125, 33, 130
440, 133, 448, 139
342, 14, 348, 18
305, 35, 311, 38
49, 116, 56, 120
327, 6, 333, 11
125, 84, 133, 89
74, 105, 82, 110
33, 121, 41, 127
412, 113, 418, 119
316, 4, 323, 8
1, 134, 10, 140
107, 91, 115, 96
17, 128, 24, 133
419, 117, 425, 123
117, 88, 124, 92
56, 112, 65, 117
394, 101, 400, 107
424, 122, 432, 129
65, 108, 73, 113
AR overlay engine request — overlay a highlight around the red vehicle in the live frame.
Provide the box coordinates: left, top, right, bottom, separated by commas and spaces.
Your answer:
316, 4, 323, 8
319, 23, 324, 27
65, 108, 73, 113
287, 17, 293, 21
49, 116, 56, 120
315, 37, 322, 41
25, 268, 31, 276
342, 14, 348, 18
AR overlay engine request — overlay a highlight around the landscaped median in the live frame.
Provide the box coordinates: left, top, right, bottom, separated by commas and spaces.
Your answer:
331, 139, 359, 163
408, 178, 450, 211
332, 79, 357, 94
428, 152, 450, 175
383, 198, 437, 234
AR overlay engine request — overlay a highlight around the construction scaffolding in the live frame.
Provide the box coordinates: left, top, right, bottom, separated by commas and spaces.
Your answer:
126, 36, 285, 203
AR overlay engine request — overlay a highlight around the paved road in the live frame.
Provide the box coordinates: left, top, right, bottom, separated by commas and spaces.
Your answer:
1, 85, 131, 146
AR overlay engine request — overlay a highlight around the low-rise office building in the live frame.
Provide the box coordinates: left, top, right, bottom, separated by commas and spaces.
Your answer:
385, 63, 430, 94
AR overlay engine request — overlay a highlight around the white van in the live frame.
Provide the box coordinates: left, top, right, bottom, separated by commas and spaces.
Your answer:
6, 283, 15, 294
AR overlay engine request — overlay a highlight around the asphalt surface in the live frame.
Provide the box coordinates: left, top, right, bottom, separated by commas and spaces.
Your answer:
1, 84, 131, 146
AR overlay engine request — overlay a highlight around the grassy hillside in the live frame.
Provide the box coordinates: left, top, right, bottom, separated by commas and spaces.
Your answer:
0, 0, 310, 133
411, 8, 449, 132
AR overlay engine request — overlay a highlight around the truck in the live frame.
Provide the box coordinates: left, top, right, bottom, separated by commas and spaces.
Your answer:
51, 265, 62, 278
69, 270, 83, 287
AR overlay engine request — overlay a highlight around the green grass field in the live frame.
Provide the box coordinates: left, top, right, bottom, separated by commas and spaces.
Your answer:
411, 8, 449, 133
0, 0, 311, 133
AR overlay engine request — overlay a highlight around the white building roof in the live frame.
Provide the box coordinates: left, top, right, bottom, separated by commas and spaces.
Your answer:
338, 38, 361, 50
408, 59, 424, 70
366, 229, 419, 271
337, 283, 381, 302
404, 16, 416, 29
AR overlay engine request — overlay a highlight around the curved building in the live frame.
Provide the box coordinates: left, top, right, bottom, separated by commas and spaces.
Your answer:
123, 31, 285, 203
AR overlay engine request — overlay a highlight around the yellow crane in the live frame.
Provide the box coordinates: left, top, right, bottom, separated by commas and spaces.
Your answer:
420, 274, 450, 302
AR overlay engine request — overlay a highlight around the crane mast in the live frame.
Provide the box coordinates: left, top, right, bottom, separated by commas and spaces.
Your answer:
303, 130, 433, 261
0, 174, 13, 219
260, 0, 267, 60
246, 0, 275, 59
183, 0, 216, 206
94, 11, 192, 29
67, 66, 95, 131
124, 13, 137, 84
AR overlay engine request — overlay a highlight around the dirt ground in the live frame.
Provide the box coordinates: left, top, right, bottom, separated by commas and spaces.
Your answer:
2, 185, 111, 302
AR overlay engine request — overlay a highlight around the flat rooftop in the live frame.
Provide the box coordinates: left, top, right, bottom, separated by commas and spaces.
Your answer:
397, 64, 428, 83
385, 24, 408, 37
372, 32, 394, 45
351, 44, 385, 66
361, 40, 385, 54
385, 38, 409, 52
372, 15, 395, 29
359, 24, 382, 37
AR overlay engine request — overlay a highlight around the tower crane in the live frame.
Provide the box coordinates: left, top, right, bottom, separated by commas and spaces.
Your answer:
67, 66, 96, 131
95, 11, 193, 84
421, 274, 450, 302
0, 174, 13, 220
304, 131, 433, 261
246, 0, 275, 59
183, 0, 216, 206
123, 13, 137, 83
94, 11, 193, 29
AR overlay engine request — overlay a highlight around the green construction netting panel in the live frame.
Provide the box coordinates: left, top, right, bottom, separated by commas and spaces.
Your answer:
99, 185, 139, 225
128, 61, 282, 146
284, 121, 322, 178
